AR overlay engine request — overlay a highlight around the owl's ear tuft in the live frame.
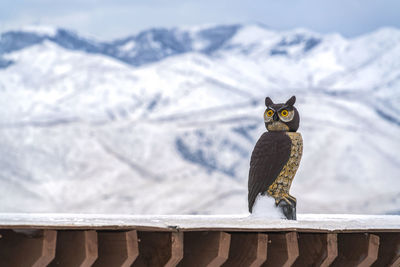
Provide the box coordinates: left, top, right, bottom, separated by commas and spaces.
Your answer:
285, 96, 296, 106
265, 97, 273, 106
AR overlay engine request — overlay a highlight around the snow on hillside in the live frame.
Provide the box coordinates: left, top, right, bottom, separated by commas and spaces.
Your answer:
0, 24, 399, 215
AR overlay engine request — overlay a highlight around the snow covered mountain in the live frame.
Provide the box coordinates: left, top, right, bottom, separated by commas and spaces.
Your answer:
0, 24, 399, 215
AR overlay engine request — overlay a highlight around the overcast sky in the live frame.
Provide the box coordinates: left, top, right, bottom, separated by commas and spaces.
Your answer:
1, 0, 400, 40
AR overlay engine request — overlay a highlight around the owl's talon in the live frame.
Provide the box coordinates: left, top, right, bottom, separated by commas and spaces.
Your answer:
277, 199, 296, 220
287, 194, 296, 203
283, 196, 292, 206
275, 193, 296, 206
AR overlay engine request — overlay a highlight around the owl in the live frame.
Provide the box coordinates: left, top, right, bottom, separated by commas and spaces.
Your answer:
248, 96, 303, 220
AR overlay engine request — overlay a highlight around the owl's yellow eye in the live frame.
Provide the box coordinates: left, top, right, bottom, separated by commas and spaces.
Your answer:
281, 109, 289, 117
266, 110, 274, 117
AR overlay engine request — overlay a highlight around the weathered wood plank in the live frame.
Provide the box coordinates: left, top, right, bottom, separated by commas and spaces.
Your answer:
331, 233, 379, 267
293, 233, 337, 267
321, 233, 338, 267
372, 233, 400, 267
0, 229, 56, 267
178, 231, 231, 267
262, 232, 299, 267
360, 234, 380, 267
222, 233, 268, 267
93, 230, 138, 267
133, 232, 183, 267
49, 230, 98, 267
391, 257, 400, 267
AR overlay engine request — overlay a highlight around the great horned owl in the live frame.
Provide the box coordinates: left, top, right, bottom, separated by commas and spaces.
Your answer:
248, 96, 302, 220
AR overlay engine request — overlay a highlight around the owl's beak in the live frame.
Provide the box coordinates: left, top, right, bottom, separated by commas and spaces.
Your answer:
273, 113, 279, 121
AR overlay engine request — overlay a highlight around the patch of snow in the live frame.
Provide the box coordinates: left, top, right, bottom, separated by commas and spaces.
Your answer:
250, 195, 284, 219
0, 213, 399, 232
228, 25, 278, 47
119, 41, 136, 52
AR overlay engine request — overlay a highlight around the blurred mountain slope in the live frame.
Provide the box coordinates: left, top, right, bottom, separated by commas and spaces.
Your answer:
0, 24, 399, 214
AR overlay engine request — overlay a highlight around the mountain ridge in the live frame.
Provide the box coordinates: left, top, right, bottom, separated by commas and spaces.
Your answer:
4, 24, 399, 69
0, 24, 399, 215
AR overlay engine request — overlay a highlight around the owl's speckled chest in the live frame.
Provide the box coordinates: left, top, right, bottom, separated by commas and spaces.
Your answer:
267, 132, 303, 199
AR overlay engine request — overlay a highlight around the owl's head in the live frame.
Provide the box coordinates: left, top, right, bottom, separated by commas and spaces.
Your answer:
264, 96, 299, 132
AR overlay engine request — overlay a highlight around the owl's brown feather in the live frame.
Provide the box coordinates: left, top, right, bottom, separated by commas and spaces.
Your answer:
248, 131, 292, 212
